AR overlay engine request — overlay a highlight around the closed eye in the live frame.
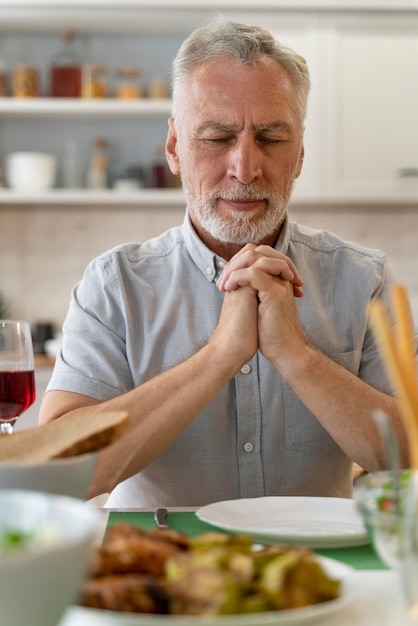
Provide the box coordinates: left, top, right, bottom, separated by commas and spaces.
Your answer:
258, 137, 283, 145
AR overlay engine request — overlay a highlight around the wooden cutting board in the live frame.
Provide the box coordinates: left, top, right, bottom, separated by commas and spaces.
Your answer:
0, 410, 129, 463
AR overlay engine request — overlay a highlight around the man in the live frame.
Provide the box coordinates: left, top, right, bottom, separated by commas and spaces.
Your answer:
39, 19, 413, 506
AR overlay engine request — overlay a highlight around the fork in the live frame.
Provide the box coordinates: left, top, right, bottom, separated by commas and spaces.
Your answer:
154, 507, 169, 529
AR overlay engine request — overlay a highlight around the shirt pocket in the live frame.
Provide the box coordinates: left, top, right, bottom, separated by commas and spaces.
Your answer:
284, 349, 361, 454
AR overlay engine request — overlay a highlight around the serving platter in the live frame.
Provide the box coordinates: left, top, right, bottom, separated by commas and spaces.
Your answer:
60, 557, 359, 626
196, 496, 369, 549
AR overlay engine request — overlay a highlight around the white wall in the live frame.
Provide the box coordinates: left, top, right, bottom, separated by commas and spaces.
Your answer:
1, 202, 417, 329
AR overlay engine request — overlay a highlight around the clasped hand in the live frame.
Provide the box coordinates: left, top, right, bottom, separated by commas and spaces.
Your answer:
216, 244, 308, 370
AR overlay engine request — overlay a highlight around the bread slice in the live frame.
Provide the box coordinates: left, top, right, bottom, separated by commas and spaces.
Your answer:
0, 410, 129, 463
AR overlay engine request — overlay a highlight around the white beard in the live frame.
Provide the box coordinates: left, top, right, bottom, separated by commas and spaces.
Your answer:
183, 182, 293, 245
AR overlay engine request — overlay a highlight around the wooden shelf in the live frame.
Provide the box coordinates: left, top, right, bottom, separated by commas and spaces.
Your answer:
0, 188, 185, 206
0, 98, 172, 117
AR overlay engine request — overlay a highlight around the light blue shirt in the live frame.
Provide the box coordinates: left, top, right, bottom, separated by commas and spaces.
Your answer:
47, 212, 409, 507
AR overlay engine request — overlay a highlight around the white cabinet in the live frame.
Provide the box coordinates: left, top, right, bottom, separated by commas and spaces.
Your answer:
324, 14, 418, 201
1, 6, 418, 206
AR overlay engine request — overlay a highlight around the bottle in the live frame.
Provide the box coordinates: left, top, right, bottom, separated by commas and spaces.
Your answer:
0, 58, 7, 97
86, 138, 108, 189
62, 139, 82, 188
150, 142, 167, 188
49, 29, 82, 98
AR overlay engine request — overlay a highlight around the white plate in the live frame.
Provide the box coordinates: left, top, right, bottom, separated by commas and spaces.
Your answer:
196, 496, 369, 548
60, 557, 359, 626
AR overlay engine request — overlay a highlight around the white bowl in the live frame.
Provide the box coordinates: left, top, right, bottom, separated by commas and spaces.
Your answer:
0, 489, 101, 626
6, 151, 57, 191
0, 451, 98, 499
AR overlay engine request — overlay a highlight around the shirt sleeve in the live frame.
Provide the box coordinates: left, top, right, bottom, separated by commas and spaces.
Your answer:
360, 256, 418, 395
46, 250, 134, 400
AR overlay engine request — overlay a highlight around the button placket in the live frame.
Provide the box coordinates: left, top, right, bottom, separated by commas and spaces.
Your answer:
235, 354, 264, 497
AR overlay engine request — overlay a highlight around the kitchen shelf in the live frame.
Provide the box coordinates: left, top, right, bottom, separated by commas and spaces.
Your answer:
0, 188, 185, 206
0, 98, 172, 117
1, 188, 417, 208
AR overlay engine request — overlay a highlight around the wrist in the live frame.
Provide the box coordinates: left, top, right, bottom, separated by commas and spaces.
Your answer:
271, 339, 319, 381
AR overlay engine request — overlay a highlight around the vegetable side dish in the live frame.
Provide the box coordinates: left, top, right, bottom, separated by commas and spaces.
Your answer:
0, 524, 62, 554
79, 523, 341, 615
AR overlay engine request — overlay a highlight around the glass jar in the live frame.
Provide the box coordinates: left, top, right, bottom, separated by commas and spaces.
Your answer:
81, 64, 107, 98
147, 77, 169, 99
12, 64, 40, 98
115, 66, 141, 99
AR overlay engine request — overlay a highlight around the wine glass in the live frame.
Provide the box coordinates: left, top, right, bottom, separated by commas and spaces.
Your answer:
0, 320, 36, 434
401, 469, 418, 621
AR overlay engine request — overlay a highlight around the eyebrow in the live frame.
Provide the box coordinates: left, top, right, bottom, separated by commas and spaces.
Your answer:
195, 120, 291, 134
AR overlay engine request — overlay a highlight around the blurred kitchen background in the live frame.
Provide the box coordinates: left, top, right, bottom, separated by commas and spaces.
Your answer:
0, 0, 417, 427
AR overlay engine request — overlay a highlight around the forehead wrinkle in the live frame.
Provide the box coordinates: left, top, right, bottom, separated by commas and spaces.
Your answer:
194, 119, 292, 134
195, 120, 240, 133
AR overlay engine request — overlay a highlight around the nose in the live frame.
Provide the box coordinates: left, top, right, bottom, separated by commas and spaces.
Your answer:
226, 136, 262, 184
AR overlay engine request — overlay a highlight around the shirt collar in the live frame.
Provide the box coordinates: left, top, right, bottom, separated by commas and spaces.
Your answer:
273, 215, 291, 255
181, 212, 223, 283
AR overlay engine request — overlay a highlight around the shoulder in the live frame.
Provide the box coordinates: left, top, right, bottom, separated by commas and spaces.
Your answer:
288, 221, 387, 267
89, 225, 185, 271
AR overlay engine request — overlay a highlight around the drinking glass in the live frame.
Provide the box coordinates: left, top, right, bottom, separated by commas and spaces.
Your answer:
0, 320, 36, 434
401, 469, 418, 621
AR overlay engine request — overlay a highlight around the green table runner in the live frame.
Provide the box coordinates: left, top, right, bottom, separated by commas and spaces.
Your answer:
108, 511, 386, 571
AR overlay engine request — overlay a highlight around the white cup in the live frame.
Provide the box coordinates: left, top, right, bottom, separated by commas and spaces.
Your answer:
6, 151, 57, 191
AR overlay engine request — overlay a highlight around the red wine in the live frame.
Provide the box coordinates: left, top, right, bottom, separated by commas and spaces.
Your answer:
0, 370, 36, 423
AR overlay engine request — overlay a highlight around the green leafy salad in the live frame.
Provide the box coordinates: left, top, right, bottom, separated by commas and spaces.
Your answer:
0, 524, 62, 555
375, 470, 411, 514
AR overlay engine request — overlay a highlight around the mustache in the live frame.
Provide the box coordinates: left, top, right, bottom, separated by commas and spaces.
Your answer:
213, 185, 270, 202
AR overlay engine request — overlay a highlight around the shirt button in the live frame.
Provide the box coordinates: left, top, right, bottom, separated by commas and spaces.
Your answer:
243, 441, 254, 453
240, 363, 251, 374
206, 267, 214, 276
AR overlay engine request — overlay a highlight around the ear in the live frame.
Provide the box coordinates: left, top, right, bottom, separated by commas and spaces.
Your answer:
294, 144, 304, 179
166, 118, 181, 175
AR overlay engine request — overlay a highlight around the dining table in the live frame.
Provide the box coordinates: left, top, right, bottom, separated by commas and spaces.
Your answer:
59, 507, 416, 626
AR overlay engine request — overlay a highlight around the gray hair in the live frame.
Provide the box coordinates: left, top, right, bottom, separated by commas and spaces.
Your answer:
171, 19, 311, 121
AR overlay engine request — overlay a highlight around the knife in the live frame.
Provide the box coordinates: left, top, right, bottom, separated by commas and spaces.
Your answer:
154, 507, 169, 529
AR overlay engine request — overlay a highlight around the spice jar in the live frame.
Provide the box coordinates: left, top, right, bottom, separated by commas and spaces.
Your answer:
12, 64, 40, 98
147, 77, 169, 99
82, 64, 107, 98
115, 66, 141, 99
149, 142, 168, 188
